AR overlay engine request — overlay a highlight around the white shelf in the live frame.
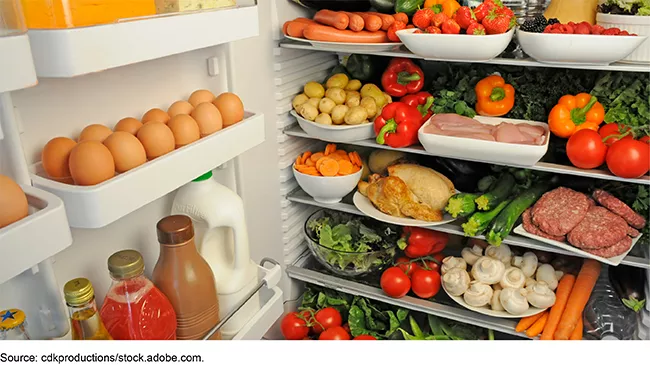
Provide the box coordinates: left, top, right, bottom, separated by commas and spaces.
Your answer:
284, 125, 650, 186
28, 6, 259, 78
0, 34, 38, 93
30, 112, 265, 228
0, 185, 72, 284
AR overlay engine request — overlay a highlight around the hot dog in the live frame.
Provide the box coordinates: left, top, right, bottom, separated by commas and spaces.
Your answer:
366, 12, 395, 31
286, 21, 310, 38
293, 17, 317, 25
303, 24, 389, 43
313, 10, 349, 30
354, 12, 382, 32
340, 11, 365, 31
283, 21, 291, 35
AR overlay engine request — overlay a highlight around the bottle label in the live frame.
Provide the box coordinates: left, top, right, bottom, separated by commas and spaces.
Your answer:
172, 204, 207, 222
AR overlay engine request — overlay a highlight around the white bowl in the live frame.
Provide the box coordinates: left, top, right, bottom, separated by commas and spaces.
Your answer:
396, 28, 514, 61
293, 164, 362, 204
418, 115, 550, 167
516, 28, 648, 65
597, 13, 650, 63
291, 110, 375, 143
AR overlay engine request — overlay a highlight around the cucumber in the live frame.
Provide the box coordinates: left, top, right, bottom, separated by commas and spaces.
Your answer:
395, 0, 424, 15
462, 199, 512, 237
475, 173, 516, 211
486, 182, 551, 246
445, 193, 478, 218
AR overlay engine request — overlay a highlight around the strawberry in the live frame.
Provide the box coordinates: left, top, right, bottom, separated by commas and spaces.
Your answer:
473, 3, 491, 22
574, 23, 590, 34
550, 28, 562, 34
568, 21, 576, 27
578, 21, 592, 29
603, 27, 621, 35
413, 8, 435, 30
619, 30, 630, 36
552, 22, 562, 30
543, 24, 553, 33
441, 19, 461, 34
481, 9, 511, 34
431, 12, 449, 28
559, 24, 574, 34
590, 25, 605, 34
387, 21, 406, 42
425, 26, 442, 34
454, 6, 476, 29
466, 22, 486, 35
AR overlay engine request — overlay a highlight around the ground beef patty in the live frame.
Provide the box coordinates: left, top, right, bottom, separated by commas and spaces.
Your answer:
531, 187, 592, 236
522, 208, 566, 242
592, 189, 647, 229
567, 206, 629, 249
583, 236, 632, 258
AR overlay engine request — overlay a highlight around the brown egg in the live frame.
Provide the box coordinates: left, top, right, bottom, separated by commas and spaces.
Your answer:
78, 124, 113, 142
191, 102, 223, 137
167, 114, 200, 148
213, 92, 245, 127
142, 108, 170, 124
136, 122, 175, 159
167, 101, 194, 118
41, 137, 77, 182
114, 117, 143, 135
103, 131, 147, 173
0, 174, 29, 229
188, 89, 215, 107
69, 141, 115, 186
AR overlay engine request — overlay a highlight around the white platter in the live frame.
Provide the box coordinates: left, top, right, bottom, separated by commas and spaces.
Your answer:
353, 191, 456, 227
284, 35, 402, 52
291, 110, 375, 143
443, 284, 546, 319
418, 115, 550, 167
513, 225, 641, 266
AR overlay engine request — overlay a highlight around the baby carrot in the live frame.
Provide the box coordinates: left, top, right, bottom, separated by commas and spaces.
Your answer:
526, 311, 549, 338
515, 311, 545, 333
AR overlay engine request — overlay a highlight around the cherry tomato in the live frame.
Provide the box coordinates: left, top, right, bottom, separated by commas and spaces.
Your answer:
598, 123, 632, 146
380, 267, 411, 298
606, 138, 650, 178
566, 129, 608, 169
312, 307, 342, 335
353, 334, 378, 340
281, 312, 309, 340
395, 257, 418, 276
319, 326, 350, 340
410, 268, 441, 299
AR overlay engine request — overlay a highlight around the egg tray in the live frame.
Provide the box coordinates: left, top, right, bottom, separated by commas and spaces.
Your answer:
28, 112, 265, 229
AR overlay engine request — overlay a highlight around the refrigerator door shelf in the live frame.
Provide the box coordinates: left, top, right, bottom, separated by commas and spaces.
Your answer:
29, 112, 265, 229
0, 34, 38, 93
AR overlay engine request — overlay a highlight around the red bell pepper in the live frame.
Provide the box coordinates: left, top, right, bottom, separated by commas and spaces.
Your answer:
381, 58, 425, 98
373, 102, 423, 148
400, 91, 434, 122
397, 227, 449, 259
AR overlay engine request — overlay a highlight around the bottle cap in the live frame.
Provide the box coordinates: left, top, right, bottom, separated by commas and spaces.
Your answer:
63, 278, 95, 306
156, 215, 195, 245
193, 171, 212, 182
0, 309, 26, 330
108, 249, 145, 280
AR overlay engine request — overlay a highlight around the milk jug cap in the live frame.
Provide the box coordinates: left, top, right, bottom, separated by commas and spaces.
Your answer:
108, 249, 145, 280
193, 171, 212, 182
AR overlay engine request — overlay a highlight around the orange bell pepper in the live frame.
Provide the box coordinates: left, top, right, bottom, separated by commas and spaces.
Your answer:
475, 75, 515, 117
425, 0, 461, 18
548, 93, 605, 138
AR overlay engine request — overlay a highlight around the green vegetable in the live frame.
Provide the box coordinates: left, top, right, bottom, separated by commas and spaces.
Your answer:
370, 0, 396, 13
486, 182, 551, 246
462, 199, 512, 237
431, 90, 477, 118
345, 54, 375, 82
445, 193, 479, 218
475, 173, 516, 211
395, 0, 424, 15
477, 175, 497, 192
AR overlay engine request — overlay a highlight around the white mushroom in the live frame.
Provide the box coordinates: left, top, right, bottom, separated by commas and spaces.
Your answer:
491, 289, 505, 311
536, 264, 560, 290
526, 281, 557, 309
461, 245, 483, 266
442, 267, 471, 296
499, 287, 530, 315
525, 277, 537, 289
485, 244, 512, 267
512, 251, 538, 277
500, 267, 526, 289
471, 257, 506, 285
441, 256, 467, 275
463, 281, 493, 307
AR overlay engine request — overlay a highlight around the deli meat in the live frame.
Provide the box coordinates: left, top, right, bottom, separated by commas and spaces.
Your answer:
522, 208, 566, 242
567, 206, 629, 249
583, 236, 633, 258
531, 187, 592, 236
592, 189, 647, 229
423, 114, 546, 145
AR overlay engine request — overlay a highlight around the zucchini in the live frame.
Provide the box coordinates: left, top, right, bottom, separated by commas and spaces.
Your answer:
486, 182, 551, 246
370, 0, 396, 13
445, 193, 478, 218
395, 0, 424, 15
475, 173, 516, 211
477, 175, 497, 192
462, 199, 511, 237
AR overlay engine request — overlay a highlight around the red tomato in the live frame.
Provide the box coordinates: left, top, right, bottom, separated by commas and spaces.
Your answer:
281, 312, 309, 340
319, 326, 350, 340
599, 123, 632, 146
353, 334, 377, 340
417, 253, 445, 272
640, 135, 650, 144
342, 323, 350, 334
312, 307, 342, 335
410, 268, 441, 299
566, 130, 608, 169
606, 138, 650, 178
395, 257, 418, 276
380, 267, 411, 298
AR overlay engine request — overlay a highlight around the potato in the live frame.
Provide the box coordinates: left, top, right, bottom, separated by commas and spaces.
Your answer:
325, 74, 349, 89
307, 97, 321, 108
315, 113, 333, 125
344, 106, 368, 125
360, 83, 386, 108
331, 105, 349, 125
318, 97, 336, 114
325, 88, 346, 105
298, 103, 319, 121
292, 93, 309, 110
360, 97, 378, 118
383, 93, 392, 106
346, 93, 360, 108
345, 79, 362, 92
304, 82, 325, 99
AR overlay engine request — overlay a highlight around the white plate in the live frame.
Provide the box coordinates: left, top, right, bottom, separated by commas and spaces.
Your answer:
513, 225, 641, 266
291, 110, 375, 143
353, 191, 456, 227
284, 35, 402, 52
443, 284, 546, 319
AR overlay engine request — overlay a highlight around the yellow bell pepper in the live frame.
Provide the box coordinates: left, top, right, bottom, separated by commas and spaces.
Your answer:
424, 0, 461, 18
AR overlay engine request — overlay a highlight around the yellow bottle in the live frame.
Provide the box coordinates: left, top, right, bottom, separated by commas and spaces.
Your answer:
63, 278, 112, 340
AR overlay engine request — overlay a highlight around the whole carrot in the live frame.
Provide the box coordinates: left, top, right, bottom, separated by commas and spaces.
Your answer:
554, 260, 601, 340
526, 311, 549, 338
569, 317, 583, 340
515, 311, 546, 333
540, 274, 576, 340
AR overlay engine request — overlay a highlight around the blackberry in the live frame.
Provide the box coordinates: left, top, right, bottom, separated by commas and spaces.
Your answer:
521, 15, 548, 33
547, 18, 560, 25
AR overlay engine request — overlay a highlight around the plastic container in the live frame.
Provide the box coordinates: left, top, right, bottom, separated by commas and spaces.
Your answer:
291, 110, 375, 143
597, 13, 650, 63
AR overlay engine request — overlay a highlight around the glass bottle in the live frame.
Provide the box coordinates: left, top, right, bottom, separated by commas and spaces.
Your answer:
63, 278, 112, 340
0, 309, 30, 340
